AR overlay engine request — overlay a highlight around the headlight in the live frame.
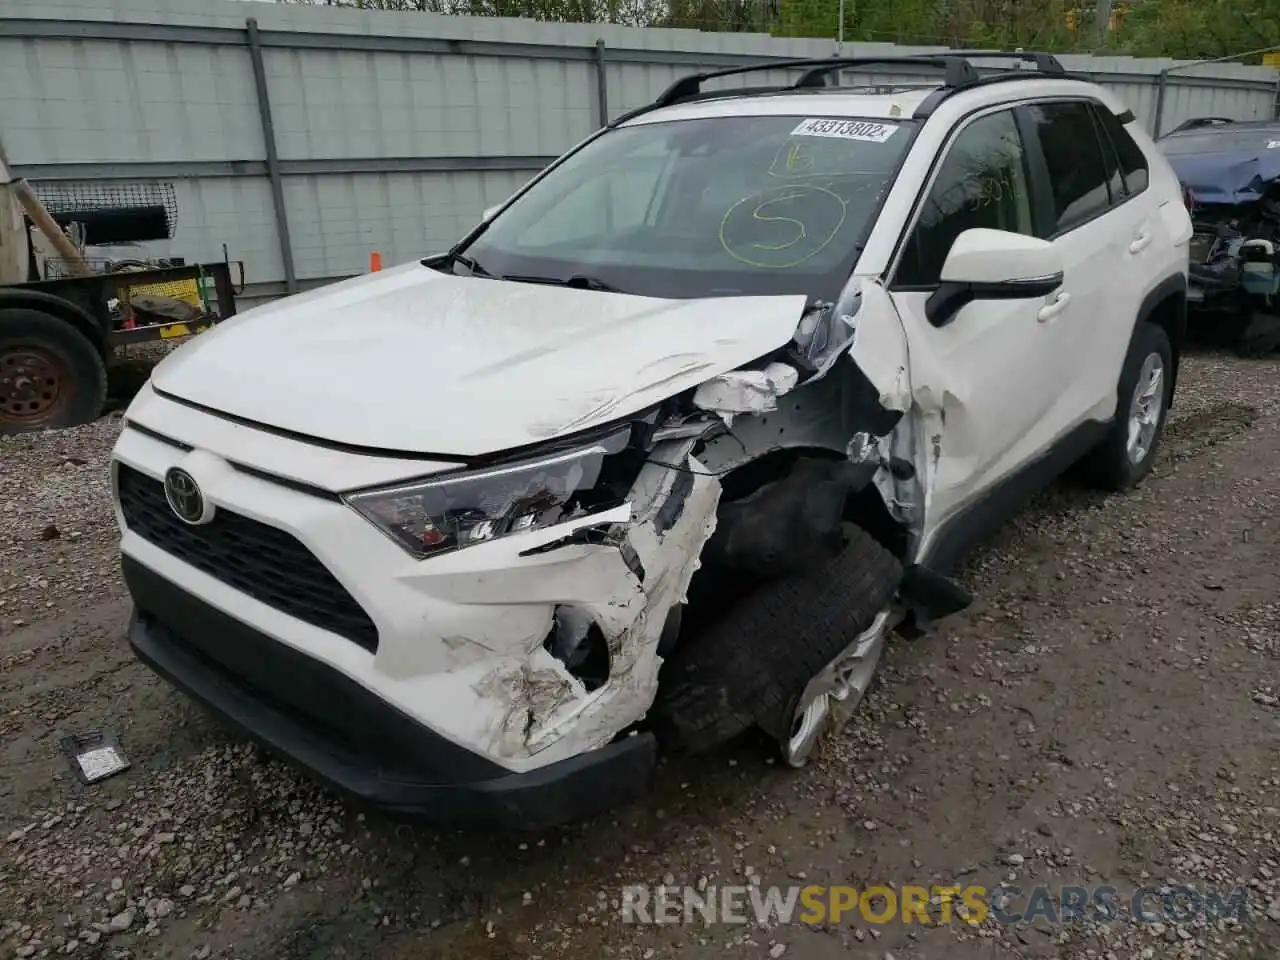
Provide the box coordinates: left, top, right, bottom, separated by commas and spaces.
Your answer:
346, 429, 632, 559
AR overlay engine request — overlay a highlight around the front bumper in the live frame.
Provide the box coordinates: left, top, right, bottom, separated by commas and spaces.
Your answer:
124, 555, 657, 829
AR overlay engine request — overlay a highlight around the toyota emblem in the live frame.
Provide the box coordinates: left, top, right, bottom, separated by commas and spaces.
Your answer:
163, 467, 211, 525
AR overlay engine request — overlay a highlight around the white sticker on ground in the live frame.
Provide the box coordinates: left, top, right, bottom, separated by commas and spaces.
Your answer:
1267, 139, 1280, 149
77, 746, 127, 781
790, 118, 899, 142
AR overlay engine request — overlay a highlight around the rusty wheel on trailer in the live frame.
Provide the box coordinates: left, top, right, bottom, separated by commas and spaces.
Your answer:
2, 346, 72, 424
0, 308, 107, 435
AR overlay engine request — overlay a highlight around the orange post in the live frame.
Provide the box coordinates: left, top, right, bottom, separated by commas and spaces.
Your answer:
370, 250, 383, 272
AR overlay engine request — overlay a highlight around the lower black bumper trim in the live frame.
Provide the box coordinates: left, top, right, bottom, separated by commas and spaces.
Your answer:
123, 557, 656, 829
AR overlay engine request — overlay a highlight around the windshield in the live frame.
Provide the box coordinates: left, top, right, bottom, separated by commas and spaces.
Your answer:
456, 114, 916, 300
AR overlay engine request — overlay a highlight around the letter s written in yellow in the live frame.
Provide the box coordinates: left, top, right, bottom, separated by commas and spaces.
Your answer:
798, 886, 826, 925
962, 886, 989, 925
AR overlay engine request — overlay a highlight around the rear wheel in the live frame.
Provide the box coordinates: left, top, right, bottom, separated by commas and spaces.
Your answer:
0, 308, 107, 434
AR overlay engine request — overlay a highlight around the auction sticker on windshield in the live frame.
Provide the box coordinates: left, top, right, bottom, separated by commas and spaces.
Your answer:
791, 118, 899, 143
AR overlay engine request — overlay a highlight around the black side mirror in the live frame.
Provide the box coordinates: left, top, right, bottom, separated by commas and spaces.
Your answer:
925, 273, 1064, 327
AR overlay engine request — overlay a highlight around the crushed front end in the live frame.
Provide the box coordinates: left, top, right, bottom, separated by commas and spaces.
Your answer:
1162, 122, 1280, 354
113, 384, 733, 829
112, 276, 924, 829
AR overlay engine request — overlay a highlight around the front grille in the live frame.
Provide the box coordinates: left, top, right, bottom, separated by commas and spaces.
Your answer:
116, 464, 379, 653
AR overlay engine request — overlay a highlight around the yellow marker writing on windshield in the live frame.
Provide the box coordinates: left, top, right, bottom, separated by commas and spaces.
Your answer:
719, 184, 847, 269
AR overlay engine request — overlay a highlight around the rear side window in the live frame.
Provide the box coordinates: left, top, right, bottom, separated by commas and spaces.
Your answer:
1093, 106, 1150, 196
1023, 101, 1113, 234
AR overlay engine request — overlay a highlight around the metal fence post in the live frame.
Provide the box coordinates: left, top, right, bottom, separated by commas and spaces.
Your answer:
594, 39, 609, 128
1152, 68, 1169, 138
246, 17, 298, 294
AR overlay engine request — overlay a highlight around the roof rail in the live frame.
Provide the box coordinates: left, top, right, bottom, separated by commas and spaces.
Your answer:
909, 51, 1078, 117
613, 50, 1076, 128
651, 56, 980, 110
792, 56, 979, 90
919, 50, 1067, 74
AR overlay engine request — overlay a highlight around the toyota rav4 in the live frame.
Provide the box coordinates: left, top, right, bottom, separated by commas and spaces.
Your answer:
111, 52, 1193, 828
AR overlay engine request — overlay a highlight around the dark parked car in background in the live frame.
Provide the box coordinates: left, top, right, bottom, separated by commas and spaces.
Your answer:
1159, 117, 1280, 355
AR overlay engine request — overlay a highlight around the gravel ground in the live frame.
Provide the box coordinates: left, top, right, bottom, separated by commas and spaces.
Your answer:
1, 346, 1278, 960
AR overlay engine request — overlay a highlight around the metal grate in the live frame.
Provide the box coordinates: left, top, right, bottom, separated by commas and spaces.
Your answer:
116, 464, 379, 653
41, 256, 118, 280
30, 181, 179, 239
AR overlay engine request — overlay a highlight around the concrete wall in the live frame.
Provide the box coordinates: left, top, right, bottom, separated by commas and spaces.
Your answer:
2, 0, 1277, 303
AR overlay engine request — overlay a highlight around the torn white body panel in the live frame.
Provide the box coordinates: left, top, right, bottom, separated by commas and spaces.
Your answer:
409, 439, 720, 763
838, 280, 926, 539
690, 284, 923, 548
692, 362, 799, 422
390, 443, 722, 764
793, 301, 857, 380
846, 281, 913, 413
696, 360, 860, 476
521, 443, 721, 756
843, 278, 986, 558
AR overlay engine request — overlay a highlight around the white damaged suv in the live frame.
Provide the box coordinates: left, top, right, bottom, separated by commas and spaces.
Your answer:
111, 52, 1192, 828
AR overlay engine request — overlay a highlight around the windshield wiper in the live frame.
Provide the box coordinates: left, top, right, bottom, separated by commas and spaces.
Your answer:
502, 273, 624, 293
439, 250, 495, 278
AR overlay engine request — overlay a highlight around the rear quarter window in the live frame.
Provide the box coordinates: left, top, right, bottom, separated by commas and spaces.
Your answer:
1094, 106, 1150, 195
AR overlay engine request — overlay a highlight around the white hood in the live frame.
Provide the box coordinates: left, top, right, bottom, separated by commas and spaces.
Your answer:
151, 263, 808, 457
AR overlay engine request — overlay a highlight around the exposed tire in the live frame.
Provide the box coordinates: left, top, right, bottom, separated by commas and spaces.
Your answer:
649, 525, 902, 754
1079, 321, 1173, 492
0, 308, 107, 435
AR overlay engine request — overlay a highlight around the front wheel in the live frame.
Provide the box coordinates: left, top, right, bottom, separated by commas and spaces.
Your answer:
648, 524, 902, 761
1080, 321, 1173, 491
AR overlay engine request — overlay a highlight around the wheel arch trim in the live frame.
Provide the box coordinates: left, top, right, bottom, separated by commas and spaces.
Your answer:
1131, 273, 1187, 406
0, 290, 107, 355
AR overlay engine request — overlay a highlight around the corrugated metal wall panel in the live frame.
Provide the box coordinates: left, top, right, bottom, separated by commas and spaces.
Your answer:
0, 36, 262, 165
1102, 79, 1158, 125
1158, 80, 1276, 131
282, 169, 532, 279
263, 48, 596, 161
176, 177, 282, 279
124, 177, 282, 282
2, 0, 1277, 296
